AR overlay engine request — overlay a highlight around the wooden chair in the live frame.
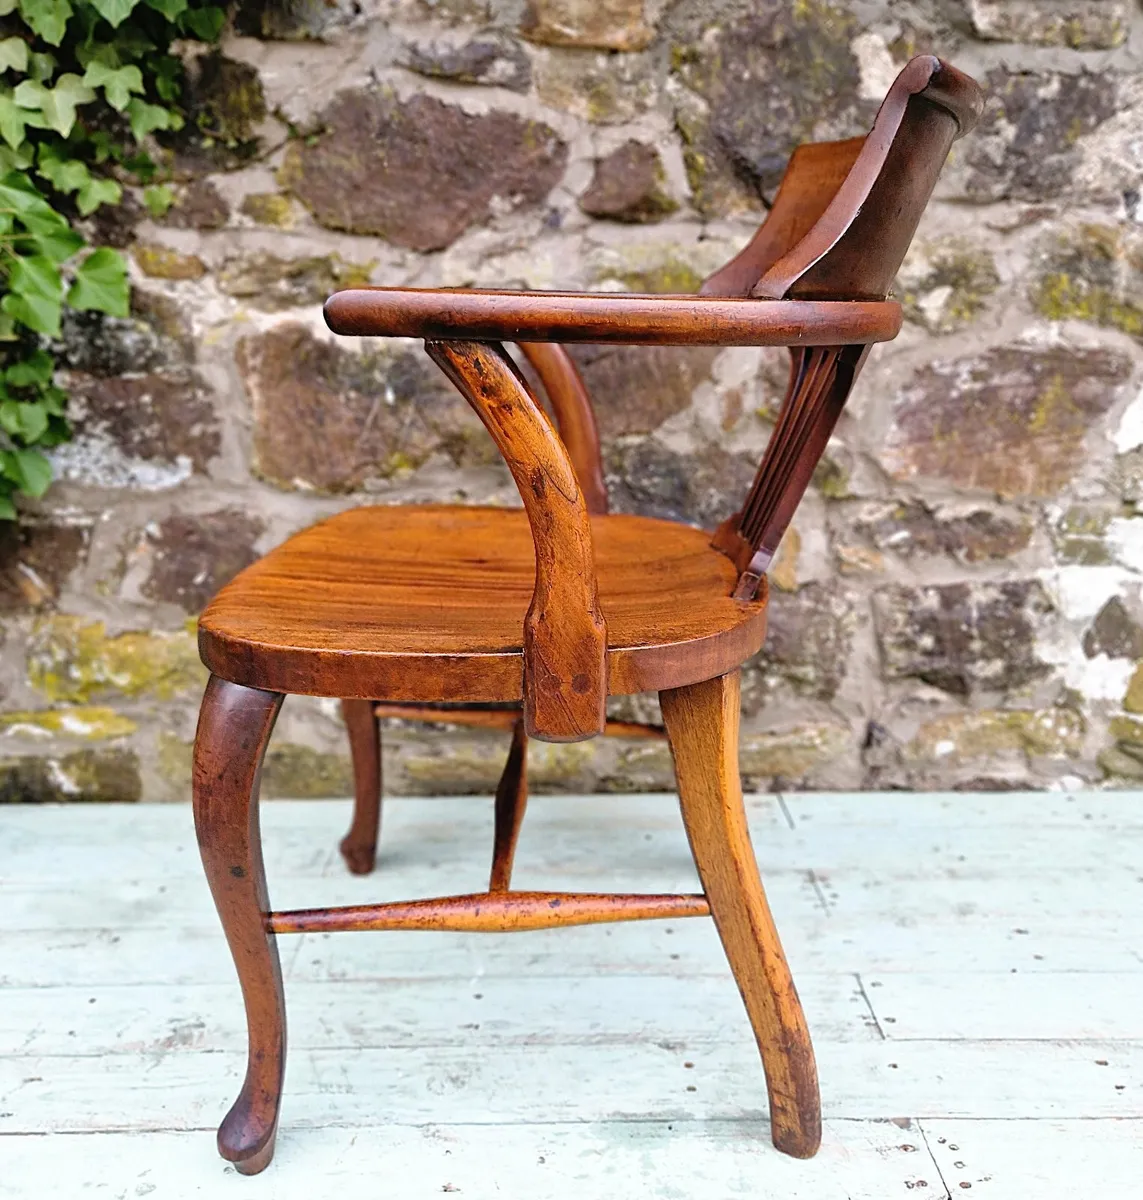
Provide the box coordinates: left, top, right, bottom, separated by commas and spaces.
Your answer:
192, 56, 982, 1175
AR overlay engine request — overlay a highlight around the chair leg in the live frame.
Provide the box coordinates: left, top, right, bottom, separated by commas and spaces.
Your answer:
489, 718, 528, 891
660, 670, 821, 1159
193, 675, 287, 1176
339, 698, 382, 875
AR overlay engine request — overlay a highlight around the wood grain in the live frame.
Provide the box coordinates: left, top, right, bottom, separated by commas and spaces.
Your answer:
661, 671, 820, 1158
517, 341, 608, 516
191, 675, 285, 1176
323, 290, 902, 346
426, 340, 608, 741
267, 891, 711, 934
338, 698, 381, 875
489, 718, 528, 892
198, 506, 768, 704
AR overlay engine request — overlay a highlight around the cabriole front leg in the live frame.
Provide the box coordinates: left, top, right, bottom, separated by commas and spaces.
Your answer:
661, 670, 821, 1158
193, 675, 287, 1175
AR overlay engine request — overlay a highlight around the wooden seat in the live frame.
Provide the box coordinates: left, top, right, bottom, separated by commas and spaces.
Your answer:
199, 506, 768, 702
190, 56, 984, 1178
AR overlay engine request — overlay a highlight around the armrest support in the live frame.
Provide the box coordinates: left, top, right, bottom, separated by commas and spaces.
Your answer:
517, 342, 608, 516
426, 340, 608, 742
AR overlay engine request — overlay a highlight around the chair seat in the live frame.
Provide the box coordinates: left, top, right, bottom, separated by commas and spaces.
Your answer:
199, 505, 768, 702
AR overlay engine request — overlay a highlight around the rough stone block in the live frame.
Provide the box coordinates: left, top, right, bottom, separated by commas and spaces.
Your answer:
0, 520, 90, 612
280, 90, 566, 251
0, 748, 141, 803
521, 0, 652, 51
881, 344, 1133, 498
52, 370, 220, 490
874, 581, 1055, 697
238, 324, 498, 492
579, 141, 677, 223
969, 0, 1128, 49
27, 617, 205, 704
957, 69, 1120, 203
140, 511, 264, 614
669, 0, 864, 214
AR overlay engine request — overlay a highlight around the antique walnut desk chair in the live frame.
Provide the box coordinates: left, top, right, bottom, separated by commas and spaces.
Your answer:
192, 56, 982, 1175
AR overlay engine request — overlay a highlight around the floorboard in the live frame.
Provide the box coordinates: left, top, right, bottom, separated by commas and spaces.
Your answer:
0, 792, 1139, 1197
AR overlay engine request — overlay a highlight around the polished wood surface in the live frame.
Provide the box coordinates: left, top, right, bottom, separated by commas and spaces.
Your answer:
489, 718, 528, 892
426, 340, 608, 741
199, 505, 769, 703
189, 54, 984, 1174
192, 677, 285, 1175
323, 290, 902, 346
517, 342, 608, 515
267, 891, 711, 935
338, 698, 381, 875
662, 671, 820, 1158
372, 702, 666, 739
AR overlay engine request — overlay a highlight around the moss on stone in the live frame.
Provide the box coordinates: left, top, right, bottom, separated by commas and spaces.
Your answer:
0, 748, 141, 803
590, 244, 707, 294
908, 708, 1084, 765
261, 743, 353, 798
133, 243, 207, 281
1051, 505, 1112, 566
239, 192, 295, 227
900, 241, 1000, 334
0, 707, 137, 740
739, 724, 850, 781
27, 617, 205, 704
1123, 664, 1143, 714
218, 252, 373, 310
1031, 225, 1143, 338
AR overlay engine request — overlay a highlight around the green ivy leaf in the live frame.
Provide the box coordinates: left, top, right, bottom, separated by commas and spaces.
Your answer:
82, 61, 143, 111
18, 0, 73, 48
142, 182, 173, 216
27, 52, 58, 83
67, 247, 128, 316
0, 37, 28, 76
14, 74, 96, 137
0, 1, 17, 17
5, 349, 54, 386
0, 398, 50, 442
125, 96, 174, 141
76, 174, 120, 215
8, 253, 62, 302
91, 0, 142, 27
21, 219, 85, 264
38, 153, 90, 194
0, 491, 16, 521
0, 89, 50, 150
179, 6, 224, 40
144, 0, 188, 17
2, 290, 62, 337
0, 142, 34, 172
4, 447, 53, 496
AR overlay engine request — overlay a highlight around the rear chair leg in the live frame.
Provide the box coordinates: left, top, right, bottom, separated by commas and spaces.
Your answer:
193, 675, 287, 1175
339, 698, 382, 875
660, 670, 821, 1159
489, 718, 528, 891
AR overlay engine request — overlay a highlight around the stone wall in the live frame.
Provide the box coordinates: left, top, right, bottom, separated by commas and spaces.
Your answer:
6, 0, 1143, 802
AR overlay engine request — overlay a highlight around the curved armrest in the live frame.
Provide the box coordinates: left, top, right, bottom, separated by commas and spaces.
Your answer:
426, 340, 607, 743
324, 288, 901, 347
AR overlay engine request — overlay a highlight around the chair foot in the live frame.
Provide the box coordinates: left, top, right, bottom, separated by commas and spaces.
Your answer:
661, 670, 821, 1159
193, 675, 287, 1174
339, 698, 382, 875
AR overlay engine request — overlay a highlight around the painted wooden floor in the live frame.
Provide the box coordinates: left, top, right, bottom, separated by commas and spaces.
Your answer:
0, 791, 1140, 1198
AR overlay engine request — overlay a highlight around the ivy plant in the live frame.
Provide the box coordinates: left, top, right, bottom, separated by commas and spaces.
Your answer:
0, 0, 226, 520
